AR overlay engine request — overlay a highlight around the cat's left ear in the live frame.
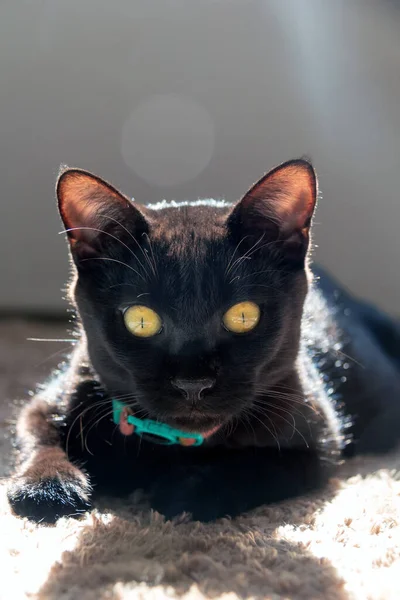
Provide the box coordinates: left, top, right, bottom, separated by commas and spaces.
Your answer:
56, 167, 150, 266
227, 159, 318, 262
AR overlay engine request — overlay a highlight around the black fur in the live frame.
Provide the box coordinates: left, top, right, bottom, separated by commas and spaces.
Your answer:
8, 160, 400, 523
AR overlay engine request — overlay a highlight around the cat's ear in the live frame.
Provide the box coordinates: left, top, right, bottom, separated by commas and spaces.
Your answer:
227, 159, 318, 262
57, 167, 149, 263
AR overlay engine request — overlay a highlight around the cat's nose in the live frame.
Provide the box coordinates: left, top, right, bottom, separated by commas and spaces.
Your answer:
171, 378, 215, 401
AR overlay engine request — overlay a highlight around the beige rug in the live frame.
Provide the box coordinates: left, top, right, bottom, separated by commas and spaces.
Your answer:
1, 318, 400, 600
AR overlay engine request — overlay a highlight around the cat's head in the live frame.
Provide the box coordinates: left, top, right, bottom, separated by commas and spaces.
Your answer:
57, 159, 317, 435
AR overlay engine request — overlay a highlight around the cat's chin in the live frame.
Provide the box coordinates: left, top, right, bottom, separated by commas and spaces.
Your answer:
168, 414, 223, 434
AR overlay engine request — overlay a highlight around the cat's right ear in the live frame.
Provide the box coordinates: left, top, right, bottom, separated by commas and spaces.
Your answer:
226, 159, 318, 265
56, 167, 149, 264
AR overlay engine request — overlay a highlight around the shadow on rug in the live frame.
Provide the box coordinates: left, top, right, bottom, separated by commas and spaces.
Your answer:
1, 319, 400, 600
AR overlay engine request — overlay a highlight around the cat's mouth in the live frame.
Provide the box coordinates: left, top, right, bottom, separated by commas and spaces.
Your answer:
167, 414, 223, 435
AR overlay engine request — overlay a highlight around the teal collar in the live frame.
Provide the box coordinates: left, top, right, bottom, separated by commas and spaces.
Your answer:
112, 399, 204, 446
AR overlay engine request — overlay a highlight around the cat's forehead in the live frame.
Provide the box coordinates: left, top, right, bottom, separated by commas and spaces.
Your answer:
148, 201, 232, 240
116, 202, 274, 320
155, 233, 231, 312
144, 207, 234, 319
148, 204, 232, 267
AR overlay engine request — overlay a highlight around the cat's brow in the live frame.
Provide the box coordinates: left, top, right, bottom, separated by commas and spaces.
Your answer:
97, 213, 157, 280
225, 233, 265, 280
224, 235, 251, 277
59, 226, 149, 282
79, 257, 144, 279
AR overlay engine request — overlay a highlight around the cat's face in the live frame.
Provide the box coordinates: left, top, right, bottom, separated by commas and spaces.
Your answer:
57, 160, 317, 434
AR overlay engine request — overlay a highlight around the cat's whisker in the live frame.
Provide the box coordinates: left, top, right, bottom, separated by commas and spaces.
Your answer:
241, 407, 282, 451
97, 213, 156, 281
267, 408, 310, 449
233, 269, 293, 282
226, 233, 265, 279
230, 274, 288, 287
142, 232, 159, 279
66, 405, 93, 456
251, 406, 294, 437
253, 387, 306, 402
258, 400, 314, 438
79, 257, 145, 279
110, 394, 147, 408
256, 386, 307, 396
109, 393, 137, 401
27, 338, 77, 343
253, 411, 281, 447
266, 382, 308, 394
76, 403, 116, 437
252, 398, 320, 434
255, 391, 321, 417
223, 417, 232, 438
234, 283, 284, 293
59, 227, 146, 282
224, 235, 251, 278
334, 348, 365, 369
258, 389, 319, 408
84, 409, 115, 456
79, 397, 149, 453
226, 415, 239, 438
238, 411, 257, 447
241, 406, 280, 450
33, 346, 73, 368
252, 398, 311, 422
65, 398, 115, 454
230, 239, 287, 280
250, 402, 310, 449
102, 283, 139, 292
230, 238, 293, 281
250, 401, 297, 433
81, 403, 126, 455
254, 390, 307, 405
78, 398, 141, 435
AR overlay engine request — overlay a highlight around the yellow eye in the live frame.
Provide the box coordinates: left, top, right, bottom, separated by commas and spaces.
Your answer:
123, 305, 162, 338
223, 301, 260, 334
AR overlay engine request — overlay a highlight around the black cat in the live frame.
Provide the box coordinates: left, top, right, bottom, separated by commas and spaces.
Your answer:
7, 159, 400, 523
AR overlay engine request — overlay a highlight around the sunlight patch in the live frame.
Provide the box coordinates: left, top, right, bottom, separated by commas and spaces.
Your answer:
0, 487, 114, 598
275, 471, 400, 600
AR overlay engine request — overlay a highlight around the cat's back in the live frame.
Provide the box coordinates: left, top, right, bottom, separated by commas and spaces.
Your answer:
307, 266, 400, 454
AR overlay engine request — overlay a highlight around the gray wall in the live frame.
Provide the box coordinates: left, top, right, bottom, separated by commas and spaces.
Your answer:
1, 0, 399, 315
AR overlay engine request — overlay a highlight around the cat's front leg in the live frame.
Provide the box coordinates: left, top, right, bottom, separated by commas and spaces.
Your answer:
7, 398, 92, 523
150, 446, 332, 521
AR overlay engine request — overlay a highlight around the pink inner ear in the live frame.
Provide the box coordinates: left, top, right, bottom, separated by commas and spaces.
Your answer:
276, 189, 314, 234
57, 169, 132, 245
65, 202, 105, 244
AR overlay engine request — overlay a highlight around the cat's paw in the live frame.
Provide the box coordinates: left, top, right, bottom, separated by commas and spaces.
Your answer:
7, 476, 92, 524
7, 449, 92, 524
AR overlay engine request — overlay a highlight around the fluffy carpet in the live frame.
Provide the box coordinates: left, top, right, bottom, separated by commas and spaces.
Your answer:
1, 318, 400, 600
